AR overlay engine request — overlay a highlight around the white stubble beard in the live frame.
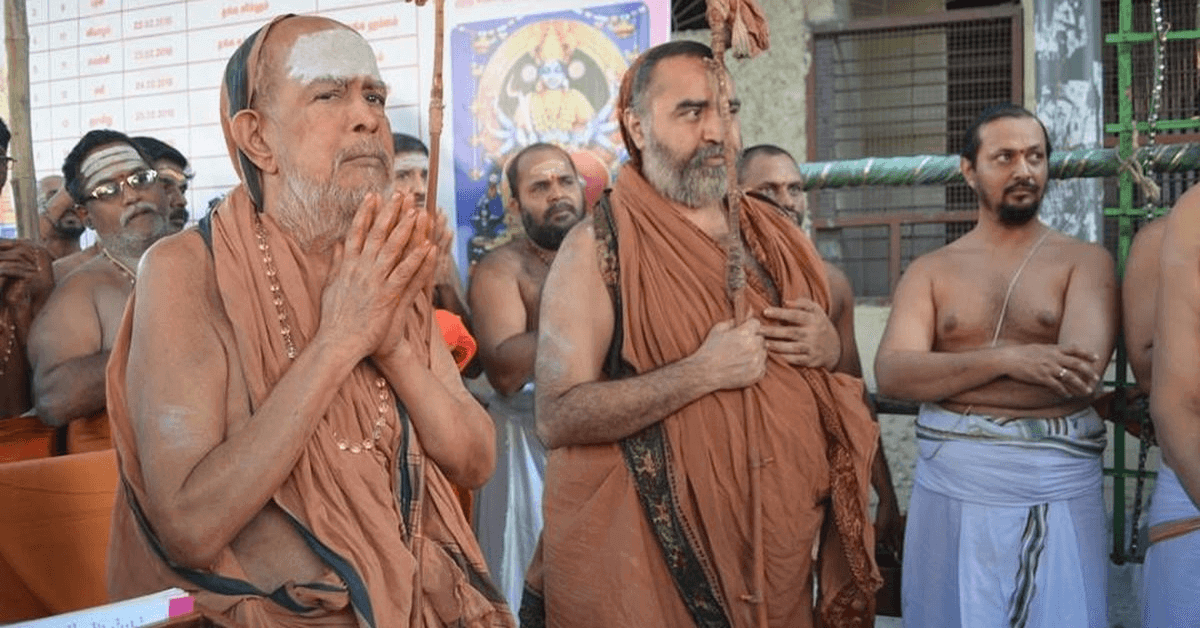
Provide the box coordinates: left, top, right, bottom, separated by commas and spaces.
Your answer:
274, 153, 392, 252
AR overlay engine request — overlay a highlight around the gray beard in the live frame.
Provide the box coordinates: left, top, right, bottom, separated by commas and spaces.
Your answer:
641, 131, 729, 208
101, 202, 172, 260
275, 170, 388, 252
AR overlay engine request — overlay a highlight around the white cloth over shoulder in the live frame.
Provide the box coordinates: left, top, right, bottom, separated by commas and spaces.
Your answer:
476, 383, 545, 613
1143, 463, 1200, 628
903, 404, 1107, 628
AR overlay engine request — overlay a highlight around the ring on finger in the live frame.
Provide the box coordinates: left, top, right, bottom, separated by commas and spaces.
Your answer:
1057, 367, 1067, 379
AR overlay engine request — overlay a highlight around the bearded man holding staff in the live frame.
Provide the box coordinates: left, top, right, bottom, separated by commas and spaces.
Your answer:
105, 15, 513, 627
524, 40, 880, 628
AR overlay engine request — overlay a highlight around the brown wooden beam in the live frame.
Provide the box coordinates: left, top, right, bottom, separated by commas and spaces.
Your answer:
810, 4, 1021, 36
5, 0, 37, 241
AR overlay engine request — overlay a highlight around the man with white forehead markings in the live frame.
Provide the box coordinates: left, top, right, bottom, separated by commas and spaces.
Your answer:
105, 15, 514, 627
27, 129, 177, 452
392, 132, 472, 330
468, 142, 588, 613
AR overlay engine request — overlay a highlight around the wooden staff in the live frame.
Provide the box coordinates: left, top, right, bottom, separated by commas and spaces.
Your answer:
424, 0, 445, 218
400, 1, 444, 621
5, 0, 37, 240
403, 0, 445, 339
706, 1, 769, 626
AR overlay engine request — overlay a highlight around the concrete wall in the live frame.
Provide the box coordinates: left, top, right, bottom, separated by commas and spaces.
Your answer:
672, 0, 839, 162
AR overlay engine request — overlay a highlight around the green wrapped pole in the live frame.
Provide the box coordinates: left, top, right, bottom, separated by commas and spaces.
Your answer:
798, 143, 1200, 190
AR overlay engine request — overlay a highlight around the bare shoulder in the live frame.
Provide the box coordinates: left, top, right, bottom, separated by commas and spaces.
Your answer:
822, 259, 851, 291
1165, 184, 1200, 243
1131, 216, 1168, 253
471, 239, 524, 281
127, 230, 232, 402
1125, 217, 1168, 282
137, 230, 222, 320
893, 247, 942, 288
555, 219, 600, 272
541, 220, 606, 315
52, 248, 96, 282
46, 256, 107, 302
822, 259, 853, 306
1045, 230, 1114, 274
142, 229, 212, 277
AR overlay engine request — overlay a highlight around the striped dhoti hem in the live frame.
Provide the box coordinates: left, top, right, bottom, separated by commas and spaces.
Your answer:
902, 404, 1108, 628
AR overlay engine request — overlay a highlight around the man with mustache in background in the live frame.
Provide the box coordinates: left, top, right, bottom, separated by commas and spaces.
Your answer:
392, 132, 472, 327
27, 129, 179, 452
133, 136, 193, 231
875, 104, 1117, 627
468, 142, 586, 612
36, 175, 86, 262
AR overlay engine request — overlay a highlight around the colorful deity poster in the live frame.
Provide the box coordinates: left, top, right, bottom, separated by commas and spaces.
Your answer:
450, 2, 668, 265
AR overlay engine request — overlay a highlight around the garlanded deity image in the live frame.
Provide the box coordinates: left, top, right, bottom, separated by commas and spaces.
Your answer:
452, 3, 653, 263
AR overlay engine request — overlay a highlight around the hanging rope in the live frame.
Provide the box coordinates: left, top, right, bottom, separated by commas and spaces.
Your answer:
706, 3, 769, 626
1126, 0, 1172, 564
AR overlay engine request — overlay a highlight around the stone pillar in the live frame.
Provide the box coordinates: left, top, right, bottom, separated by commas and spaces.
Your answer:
1034, 0, 1104, 243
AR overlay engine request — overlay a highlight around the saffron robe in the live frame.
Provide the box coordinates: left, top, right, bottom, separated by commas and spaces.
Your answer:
535, 166, 881, 628
66, 410, 111, 453
106, 188, 513, 627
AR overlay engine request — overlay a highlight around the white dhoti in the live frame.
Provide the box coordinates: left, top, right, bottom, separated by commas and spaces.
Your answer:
476, 384, 545, 613
1143, 463, 1200, 628
903, 404, 1108, 628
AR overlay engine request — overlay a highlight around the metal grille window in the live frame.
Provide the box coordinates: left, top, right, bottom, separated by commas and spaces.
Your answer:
1101, 0, 1200, 255
672, 0, 708, 32
810, 6, 1022, 298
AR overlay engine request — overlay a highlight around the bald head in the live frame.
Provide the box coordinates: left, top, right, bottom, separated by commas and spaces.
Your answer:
38, 175, 63, 205
738, 145, 804, 219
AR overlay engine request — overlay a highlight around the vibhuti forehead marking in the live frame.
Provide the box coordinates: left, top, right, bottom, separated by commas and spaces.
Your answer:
80, 145, 148, 193
156, 165, 188, 183
394, 154, 428, 172
528, 156, 574, 180
287, 29, 381, 83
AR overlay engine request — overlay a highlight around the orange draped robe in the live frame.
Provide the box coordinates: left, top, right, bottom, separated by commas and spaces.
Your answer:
0, 415, 56, 462
536, 166, 880, 627
66, 410, 111, 454
106, 188, 513, 627
0, 450, 118, 623
434, 308, 478, 526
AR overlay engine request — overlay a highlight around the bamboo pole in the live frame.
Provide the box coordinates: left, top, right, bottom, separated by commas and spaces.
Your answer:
5, 0, 37, 240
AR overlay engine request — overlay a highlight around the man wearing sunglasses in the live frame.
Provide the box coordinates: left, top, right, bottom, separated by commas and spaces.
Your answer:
27, 129, 176, 453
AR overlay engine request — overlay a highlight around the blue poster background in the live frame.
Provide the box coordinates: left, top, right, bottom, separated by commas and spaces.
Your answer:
450, 2, 653, 268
